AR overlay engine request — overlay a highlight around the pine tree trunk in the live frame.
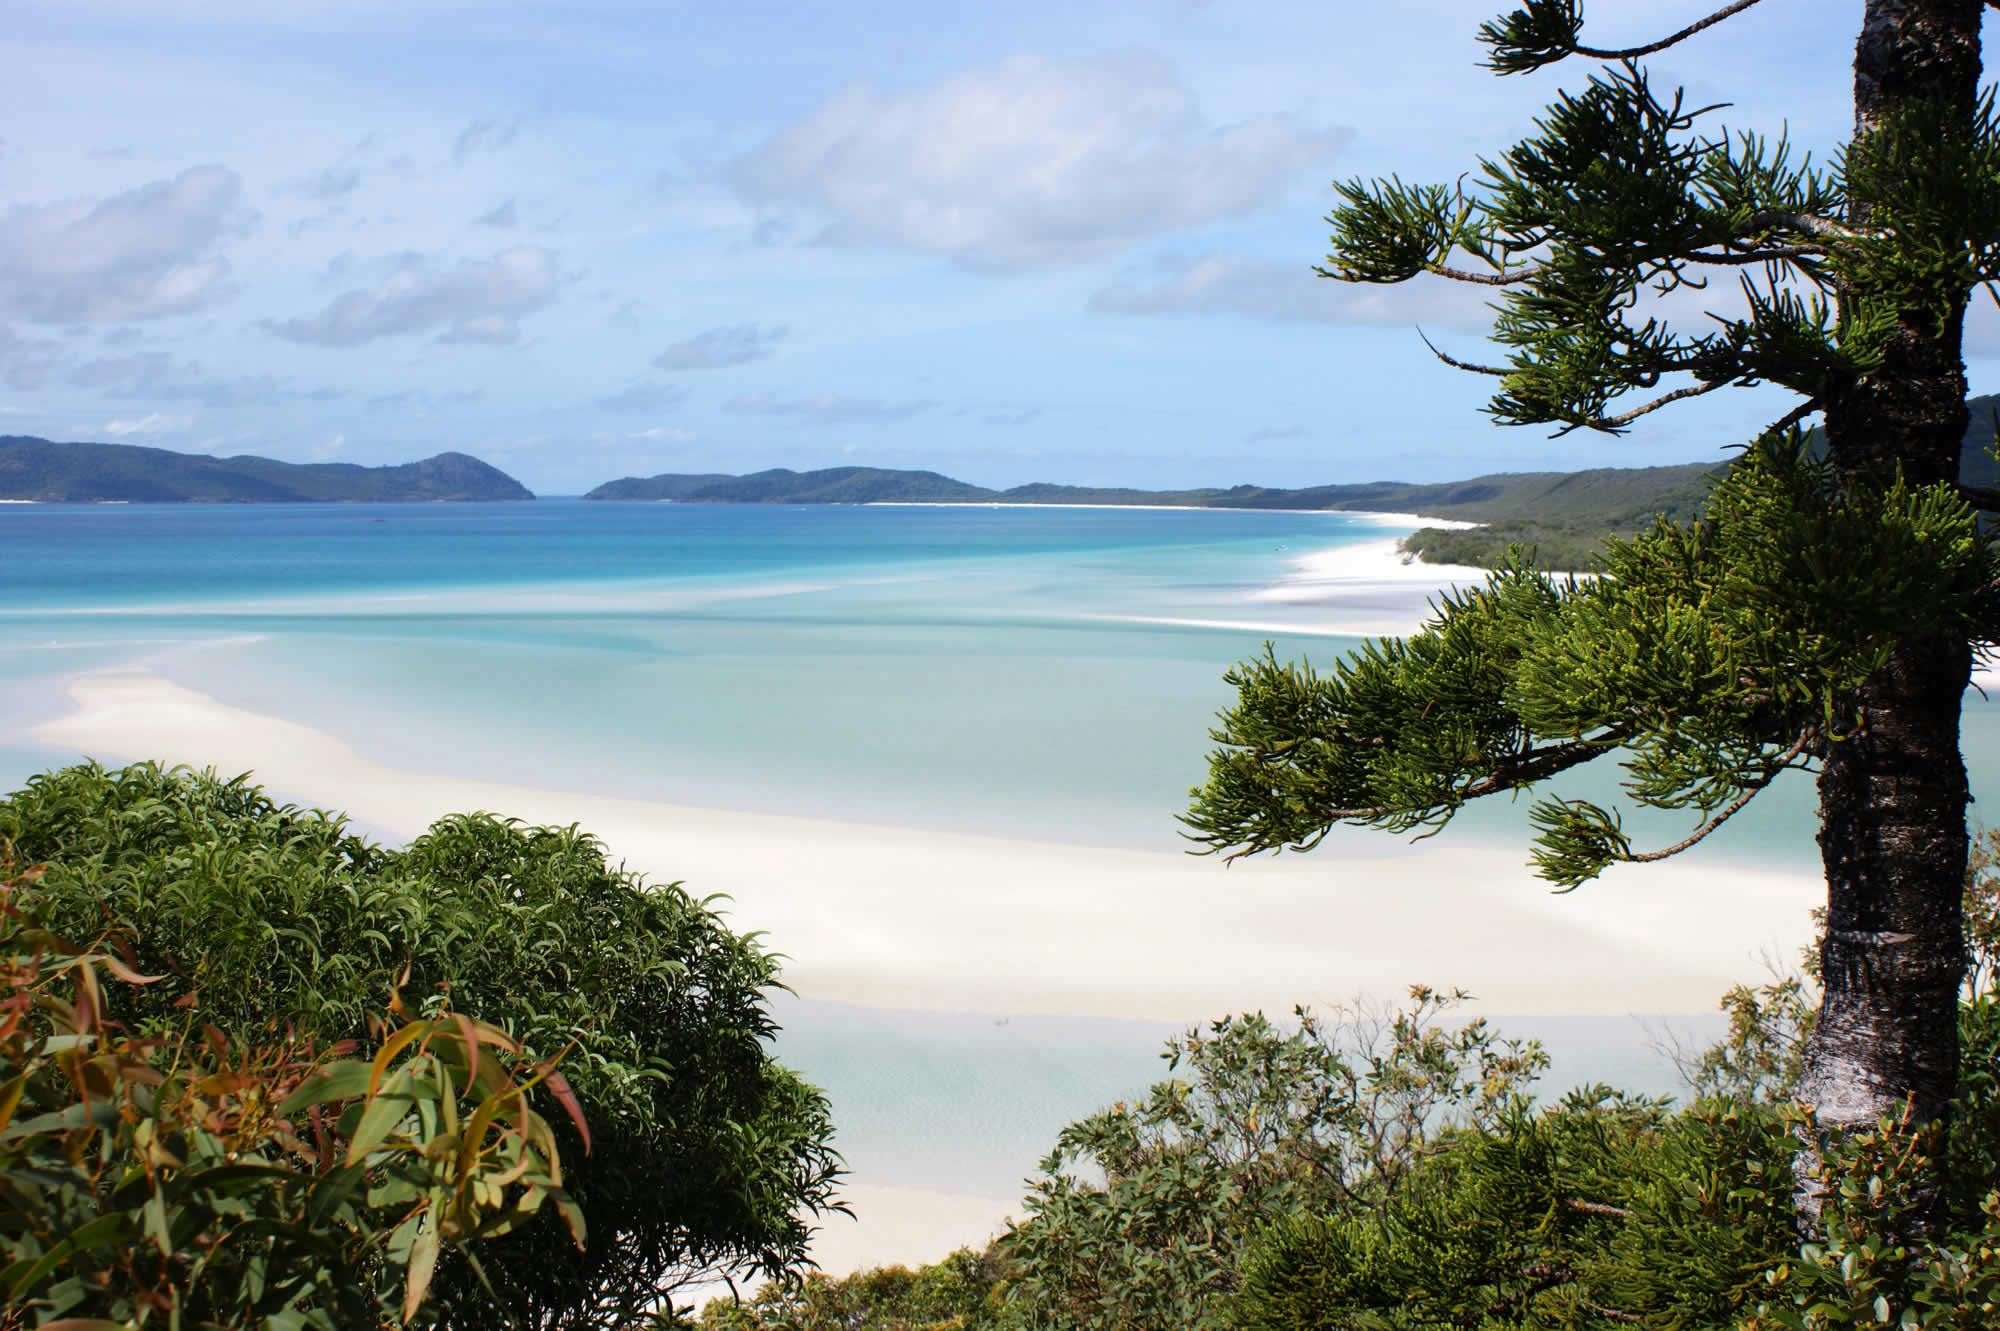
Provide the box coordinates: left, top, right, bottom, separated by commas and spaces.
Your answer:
1796, 0, 1982, 1223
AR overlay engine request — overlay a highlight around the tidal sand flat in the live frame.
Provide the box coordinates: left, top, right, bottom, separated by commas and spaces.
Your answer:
0, 500, 1879, 1268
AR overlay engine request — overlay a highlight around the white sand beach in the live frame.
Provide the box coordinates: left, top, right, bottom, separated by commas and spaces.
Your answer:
30, 670, 1819, 1024
1104, 534, 1496, 638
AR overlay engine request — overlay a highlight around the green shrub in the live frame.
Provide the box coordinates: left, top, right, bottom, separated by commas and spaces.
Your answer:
699, 1246, 1008, 1330
997, 989, 1543, 1331
0, 852, 581, 1327
0, 762, 842, 1328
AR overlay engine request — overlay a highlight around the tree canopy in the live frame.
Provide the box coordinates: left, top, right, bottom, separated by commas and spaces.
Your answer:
0, 761, 843, 1327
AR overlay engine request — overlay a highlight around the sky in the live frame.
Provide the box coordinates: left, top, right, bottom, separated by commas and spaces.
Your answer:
2, 1, 1993, 495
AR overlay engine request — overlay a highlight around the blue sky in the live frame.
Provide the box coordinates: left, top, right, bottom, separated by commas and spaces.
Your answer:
2, 1, 1990, 494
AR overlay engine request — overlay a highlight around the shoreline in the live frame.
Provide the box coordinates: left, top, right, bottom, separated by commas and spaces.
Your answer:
866, 501, 1484, 530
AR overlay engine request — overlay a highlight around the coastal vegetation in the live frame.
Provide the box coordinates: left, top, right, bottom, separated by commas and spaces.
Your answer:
0, 437, 533, 502
0, 853, 584, 1328
698, 836, 2000, 1330
0, 762, 840, 1326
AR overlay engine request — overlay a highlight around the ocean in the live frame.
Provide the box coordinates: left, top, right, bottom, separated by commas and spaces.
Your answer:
0, 499, 1466, 846
4, 497, 1988, 1263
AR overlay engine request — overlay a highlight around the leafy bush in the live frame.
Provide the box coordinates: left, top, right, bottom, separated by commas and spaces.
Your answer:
998, 989, 1543, 1331
1227, 844, 2000, 1330
0, 850, 582, 1327
698, 1247, 1008, 1331
0, 762, 842, 1327
1233, 1090, 1799, 1329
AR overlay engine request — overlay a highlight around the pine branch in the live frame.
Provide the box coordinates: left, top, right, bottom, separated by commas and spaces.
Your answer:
1575, 377, 1736, 431
1425, 263, 1541, 287
1571, 0, 1766, 61
1762, 396, 1823, 438
1688, 244, 1829, 266
1621, 726, 1816, 865
1292, 731, 1632, 834
1740, 210, 1878, 243
1418, 329, 1510, 377
1480, 0, 1765, 74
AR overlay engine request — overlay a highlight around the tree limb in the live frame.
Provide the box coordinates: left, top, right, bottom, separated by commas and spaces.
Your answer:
1417, 328, 1510, 376
1687, 244, 1829, 266
1424, 262, 1540, 287
1574, 0, 1766, 61
1762, 396, 1822, 438
1741, 210, 1877, 243
1623, 727, 1817, 865
1578, 377, 1736, 431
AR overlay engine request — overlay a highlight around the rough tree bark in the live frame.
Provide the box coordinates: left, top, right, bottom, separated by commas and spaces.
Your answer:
1799, 0, 1983, 1220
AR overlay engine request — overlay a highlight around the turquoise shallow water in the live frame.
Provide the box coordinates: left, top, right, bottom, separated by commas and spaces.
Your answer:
0, 500, 1400, 847
9, 498, 1993, 859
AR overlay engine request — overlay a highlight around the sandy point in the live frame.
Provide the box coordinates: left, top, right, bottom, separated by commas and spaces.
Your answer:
30, 671, 1820, 1024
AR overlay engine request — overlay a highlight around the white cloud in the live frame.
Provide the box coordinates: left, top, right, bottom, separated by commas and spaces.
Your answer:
0, 166, 241, 323
630, 425, 696, 442
103, 411, 192, 437
734, 53, 1347, 270
68, 350, 338, 407
268, 246, 561, 347
653, 323, 787, 371
1090, 254, 1497, 330
723, 391, 932, 425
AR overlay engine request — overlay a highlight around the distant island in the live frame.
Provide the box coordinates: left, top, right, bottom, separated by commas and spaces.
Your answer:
582, 460, 1719, 519
0, 437, 533, 503
587, 392, 2000, 571
584, 462, 1718, 571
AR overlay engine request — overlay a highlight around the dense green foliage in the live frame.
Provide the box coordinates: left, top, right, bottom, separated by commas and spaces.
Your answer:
698, 990, 1544, 1331
997, 995, 1542, 1331
1400, 522, 1617, 574
0, 437, 532, 502
0, 762, 841, 1327
0, 849, 583, 1327
699, 1248, 1008, 1331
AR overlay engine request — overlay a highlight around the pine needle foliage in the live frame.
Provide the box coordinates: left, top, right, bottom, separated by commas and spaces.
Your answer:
1186, 431, 1997, 888
1320, 0, 2000, 439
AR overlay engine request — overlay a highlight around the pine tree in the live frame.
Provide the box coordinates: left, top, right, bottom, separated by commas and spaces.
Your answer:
1184, 0, 2000, 1224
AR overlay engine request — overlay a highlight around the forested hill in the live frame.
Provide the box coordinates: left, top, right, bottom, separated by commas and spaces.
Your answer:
589, 392, 2000, 571
582, 461, 1719, 520
586, 466, 994, 504
0, 437, 534, 502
